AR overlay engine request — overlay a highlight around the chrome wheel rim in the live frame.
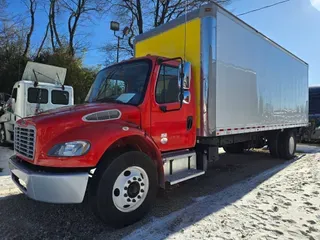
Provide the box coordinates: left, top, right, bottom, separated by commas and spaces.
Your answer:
289, 136, 295, 155
112, 166, 149, 213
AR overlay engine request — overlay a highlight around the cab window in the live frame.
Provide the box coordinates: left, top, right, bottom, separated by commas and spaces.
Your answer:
155, 65, 179, 104
27, 88, 48, 104
52, 90, 69, 105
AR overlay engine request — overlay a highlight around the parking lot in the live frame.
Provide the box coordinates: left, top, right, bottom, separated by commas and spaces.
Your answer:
2, 145, 317, 239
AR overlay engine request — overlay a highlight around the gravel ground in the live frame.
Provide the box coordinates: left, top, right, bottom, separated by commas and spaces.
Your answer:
0, 146, 13, 176
126, 153, 320, 240
0, 146, 19, 197
0, 145, 319, 239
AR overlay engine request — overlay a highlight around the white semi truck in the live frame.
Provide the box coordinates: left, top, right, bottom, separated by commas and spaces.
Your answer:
0, 62, 74, 145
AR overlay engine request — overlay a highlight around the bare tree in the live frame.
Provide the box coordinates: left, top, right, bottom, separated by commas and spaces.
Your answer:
22, 0, 37, 58
0, 0, 7, 20
36, 22, 49, 57
49, 0, 63, 51
59, 0, 107, 56
0, 1, 27, 51
105, 0, 231, 59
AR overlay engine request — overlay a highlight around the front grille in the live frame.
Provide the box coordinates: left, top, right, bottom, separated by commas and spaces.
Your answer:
14, 126, 36, 160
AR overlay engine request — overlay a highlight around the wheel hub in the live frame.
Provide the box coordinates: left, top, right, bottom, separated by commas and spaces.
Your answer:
112, 166, 149, 213
289, 136, 295, 155
127, 182, 140, 198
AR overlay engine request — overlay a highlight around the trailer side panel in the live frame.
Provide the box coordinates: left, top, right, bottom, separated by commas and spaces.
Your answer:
211, 9, 308, 136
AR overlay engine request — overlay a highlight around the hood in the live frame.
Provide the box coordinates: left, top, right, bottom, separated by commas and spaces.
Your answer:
22, 61, 67, 85
15, 103, 142, 165
22, 103, 141, 127
18, 103, 141, 160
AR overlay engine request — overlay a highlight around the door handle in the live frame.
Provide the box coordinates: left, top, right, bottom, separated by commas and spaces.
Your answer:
187, 116, 193, 130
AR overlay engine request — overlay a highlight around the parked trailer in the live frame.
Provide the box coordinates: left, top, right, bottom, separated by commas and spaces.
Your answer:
300, 86, 320, 142
8, 3, 308, 227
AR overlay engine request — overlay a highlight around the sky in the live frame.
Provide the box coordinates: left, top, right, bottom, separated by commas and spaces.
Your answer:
6, 0, 320, 85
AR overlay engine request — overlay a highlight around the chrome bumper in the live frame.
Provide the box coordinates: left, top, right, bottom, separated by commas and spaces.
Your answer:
9, 156, 89, 204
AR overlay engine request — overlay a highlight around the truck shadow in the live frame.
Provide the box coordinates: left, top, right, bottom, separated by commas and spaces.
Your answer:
0, 151, 306, 239
0, 145, 14, 177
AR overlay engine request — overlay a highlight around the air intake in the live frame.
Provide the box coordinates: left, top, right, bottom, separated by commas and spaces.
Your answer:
82, 109, 121, 122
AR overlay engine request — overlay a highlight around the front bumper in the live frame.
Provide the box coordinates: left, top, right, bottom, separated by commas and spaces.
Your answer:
9, 156, 89, 204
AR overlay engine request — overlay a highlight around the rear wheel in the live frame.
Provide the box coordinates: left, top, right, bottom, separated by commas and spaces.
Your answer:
278, 130, 296, 160
268, 132, 280, 158
223, 143, 245, 154
0, 124, 6, 146
89, 151, 158, 227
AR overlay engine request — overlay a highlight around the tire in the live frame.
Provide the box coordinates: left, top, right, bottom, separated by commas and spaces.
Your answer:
278, 130, 296, 160
223, 143, 244, 154
268, 132, 280, 158
89, 151, 158, 227
0, 124, 6, 146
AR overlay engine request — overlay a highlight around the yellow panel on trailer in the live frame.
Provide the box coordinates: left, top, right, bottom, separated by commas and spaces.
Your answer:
135, 18, 202, 130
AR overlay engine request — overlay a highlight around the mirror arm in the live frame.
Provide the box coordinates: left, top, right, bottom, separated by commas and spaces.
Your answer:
157, 57, 183, 65
179, 72, 184, 110
160, 106, 167, 112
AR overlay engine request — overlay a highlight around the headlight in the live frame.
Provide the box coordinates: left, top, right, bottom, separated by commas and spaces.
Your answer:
48, 141, 90, 157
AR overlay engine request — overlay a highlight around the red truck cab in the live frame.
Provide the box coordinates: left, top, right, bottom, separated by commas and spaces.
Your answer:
9, 56, 195, 227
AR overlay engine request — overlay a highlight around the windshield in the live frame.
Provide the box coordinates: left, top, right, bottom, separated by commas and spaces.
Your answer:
309, 87, 320, 115
85, 60, 151, 105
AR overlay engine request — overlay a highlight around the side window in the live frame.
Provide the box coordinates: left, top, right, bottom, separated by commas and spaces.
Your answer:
52, 90, 69, 105
155, 65, 179, 104
309, 88, 320, 115
27, 88, 48, 104
12, 88, 18, 101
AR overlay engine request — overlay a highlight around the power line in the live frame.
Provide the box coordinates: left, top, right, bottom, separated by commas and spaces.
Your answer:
237, 0, 291, 17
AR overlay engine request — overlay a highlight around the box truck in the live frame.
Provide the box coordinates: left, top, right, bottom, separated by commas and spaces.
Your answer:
9, 3, 308, 227
0, 62, 74, 145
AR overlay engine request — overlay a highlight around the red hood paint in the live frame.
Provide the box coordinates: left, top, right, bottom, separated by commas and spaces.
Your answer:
16, 103, 142, 166
24, 103, 140, 126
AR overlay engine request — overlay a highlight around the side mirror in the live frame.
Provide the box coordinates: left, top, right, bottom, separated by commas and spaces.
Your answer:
183, 90, 191, 104
6, 98, 15, 113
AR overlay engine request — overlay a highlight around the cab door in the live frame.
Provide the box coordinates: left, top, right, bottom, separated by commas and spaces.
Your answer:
150, 63, 196, 152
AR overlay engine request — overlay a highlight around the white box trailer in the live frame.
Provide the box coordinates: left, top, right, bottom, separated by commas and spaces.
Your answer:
210, 9, 308, 137
135, 2, 308, 158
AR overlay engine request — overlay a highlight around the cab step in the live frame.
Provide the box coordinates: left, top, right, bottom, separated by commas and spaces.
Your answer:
162, 150, 205, 185
166, 169, 205, 185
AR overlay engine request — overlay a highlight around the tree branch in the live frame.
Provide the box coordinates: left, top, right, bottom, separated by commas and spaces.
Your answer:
51, 0, 62, 48
22, 0, 36, 58
36, 21, 49, 57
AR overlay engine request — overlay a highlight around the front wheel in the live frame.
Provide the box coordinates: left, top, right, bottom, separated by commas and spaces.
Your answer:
89, 151, 158, 227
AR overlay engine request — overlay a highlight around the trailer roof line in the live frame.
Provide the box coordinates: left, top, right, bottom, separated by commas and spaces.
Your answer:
134, 2, 308, 66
